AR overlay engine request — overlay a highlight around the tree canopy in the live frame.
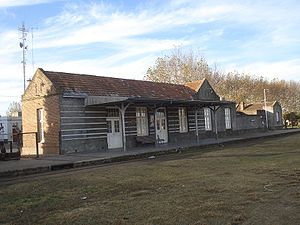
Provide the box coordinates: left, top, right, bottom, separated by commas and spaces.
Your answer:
145, 48, 300, 113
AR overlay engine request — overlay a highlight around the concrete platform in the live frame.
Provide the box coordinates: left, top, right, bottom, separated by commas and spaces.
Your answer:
1, 129, 300, 178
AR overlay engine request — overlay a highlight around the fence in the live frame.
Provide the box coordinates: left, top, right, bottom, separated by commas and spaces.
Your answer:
0, 132, 39, 160
0, 134, 20, 160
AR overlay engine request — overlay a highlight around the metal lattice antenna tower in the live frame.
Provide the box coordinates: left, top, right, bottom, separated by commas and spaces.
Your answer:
18, 22, 28, 92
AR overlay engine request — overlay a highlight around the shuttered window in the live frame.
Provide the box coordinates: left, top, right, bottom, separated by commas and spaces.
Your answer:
204, 108, 212, 131
178, 107, 188, 133
225, 108, 231, 129
136, 107, 148, 136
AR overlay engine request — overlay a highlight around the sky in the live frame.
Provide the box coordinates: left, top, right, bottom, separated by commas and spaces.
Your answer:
0, 0, 300, 116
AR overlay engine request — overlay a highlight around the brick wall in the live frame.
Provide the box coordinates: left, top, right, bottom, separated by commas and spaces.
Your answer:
22, 69, 61, 155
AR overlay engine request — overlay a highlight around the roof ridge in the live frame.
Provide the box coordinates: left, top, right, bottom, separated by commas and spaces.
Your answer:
43, 69, 188, 88
40, 69, 196, 100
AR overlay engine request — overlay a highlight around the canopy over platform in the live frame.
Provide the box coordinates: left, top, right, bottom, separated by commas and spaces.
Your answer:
84, 95, 234, 107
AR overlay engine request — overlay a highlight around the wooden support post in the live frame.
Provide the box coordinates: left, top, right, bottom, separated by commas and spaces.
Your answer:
120, 102, 130, 152
35, 132, 39, 158
209, 105, 221, 141
154, 107, 158, 146
195, 108, 199, 143
213, 108, 218, 140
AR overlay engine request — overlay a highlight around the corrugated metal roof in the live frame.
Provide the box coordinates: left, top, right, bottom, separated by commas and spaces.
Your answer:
43, 69, 196, 100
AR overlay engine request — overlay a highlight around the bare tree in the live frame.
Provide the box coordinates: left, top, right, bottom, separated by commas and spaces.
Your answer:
145, 48, 217, 84
145, 48, 300, 113
6, 101, 21, 117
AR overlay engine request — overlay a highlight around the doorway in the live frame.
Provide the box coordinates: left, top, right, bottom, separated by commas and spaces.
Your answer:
155, 108, 168, 143
107, 117, 123, 149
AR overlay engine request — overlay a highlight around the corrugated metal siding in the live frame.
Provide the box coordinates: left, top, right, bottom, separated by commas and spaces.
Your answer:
60, 98, 107, 141
125, 107, 137, 136
167, 107, 179, 133
197, 108, 206, 131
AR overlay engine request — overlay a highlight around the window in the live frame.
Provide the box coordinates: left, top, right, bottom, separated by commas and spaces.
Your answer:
107, 108, 119, 117
114, 120, 120, 133
107, 121, 112, 133
156, 109, 165, 118
225, 108, 231, 129
276, 112, 280, 123
37, 109, 44, 142
178, 107, 188, 133
136, 107, 148, 136
204, 108, 212, 131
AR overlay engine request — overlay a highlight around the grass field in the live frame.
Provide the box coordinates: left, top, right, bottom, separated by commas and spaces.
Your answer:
1, 134, 300, 225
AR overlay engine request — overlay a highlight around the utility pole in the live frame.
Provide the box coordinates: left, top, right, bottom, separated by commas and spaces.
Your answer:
18, 22, 28, 92
264, 89, 269, 129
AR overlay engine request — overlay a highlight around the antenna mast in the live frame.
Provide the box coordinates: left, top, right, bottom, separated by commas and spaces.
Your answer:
31, 27, 35, 74
19, 22, 28, 92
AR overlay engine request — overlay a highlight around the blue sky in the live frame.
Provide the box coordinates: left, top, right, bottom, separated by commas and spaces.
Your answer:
0, 0, 300, 115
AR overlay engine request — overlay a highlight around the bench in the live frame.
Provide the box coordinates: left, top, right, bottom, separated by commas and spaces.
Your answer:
135, 135, 165, 145
136, 136, 156, 145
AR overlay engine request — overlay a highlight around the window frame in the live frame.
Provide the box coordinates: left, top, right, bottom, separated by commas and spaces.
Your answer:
204, 108, 212, 131
136, 107, 149, 136
178, 107, 188, 133
225, 108, 232, 129
107, 107, 120, 118
276, 111, 280, 123
37, 108, 44, 143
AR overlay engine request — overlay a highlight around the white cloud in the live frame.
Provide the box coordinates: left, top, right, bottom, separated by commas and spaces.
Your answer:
238, 59, 300, 81
36, 54, 156, 83
33, 2, 234, 49
0, 30, 19, 56
0, 0, 54, 8
1, 0, 300, 115
36, 38, 190, 79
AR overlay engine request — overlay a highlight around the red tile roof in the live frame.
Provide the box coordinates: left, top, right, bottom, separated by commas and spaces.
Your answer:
42, 69, 196, 100
185, 79, 205, 92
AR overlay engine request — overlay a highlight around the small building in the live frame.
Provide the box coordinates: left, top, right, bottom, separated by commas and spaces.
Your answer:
22, 69, 239, 155
0, 116, 22, 143
236, 101, 283, 130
